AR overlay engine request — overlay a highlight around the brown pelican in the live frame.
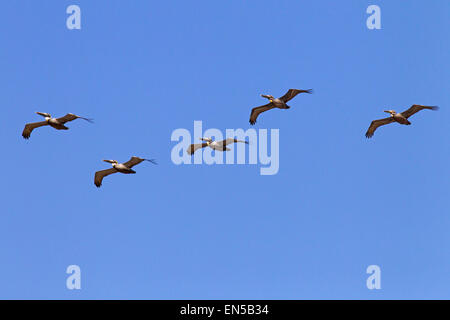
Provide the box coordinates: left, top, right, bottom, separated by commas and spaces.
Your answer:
249, 89, 312, 125
22, 112, 93, 139
94, 156, 157, 187
365, 105, 439, 138
187, 138, 248, 155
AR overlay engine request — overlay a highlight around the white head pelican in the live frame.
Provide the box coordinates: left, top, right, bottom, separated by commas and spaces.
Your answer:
249, 88, 312, 125
94, 156, 157, 188
187, 137, 249, 155
22, 112, 93, 139
365, 105, 439, 138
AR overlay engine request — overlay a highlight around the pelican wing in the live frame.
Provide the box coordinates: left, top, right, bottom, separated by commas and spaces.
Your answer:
216, 138, 249, 148
187, 143, 208, 155
365, 117, 396, 138
22, 121, 49, 139
249, 103, 274, 125
94, 168, 117, 187
279, 89, 312, 103
56, 113, 93, 124
400, 105, 439, 119
123, 156, 149, 168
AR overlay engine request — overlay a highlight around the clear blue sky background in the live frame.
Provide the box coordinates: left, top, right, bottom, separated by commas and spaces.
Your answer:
0, 0, 448, 299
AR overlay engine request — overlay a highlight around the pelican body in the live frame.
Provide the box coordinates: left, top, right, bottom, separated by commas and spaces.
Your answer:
365, 105, 439, 138
105, 160, 137, 174
187, 137, 249, 155
201, 137, 234, 151
249, 89, 312, 125
261, 95, 290, 109
94, 156, 157, 187
385, 110, 411, 125
22, 112, 93, 139
39, 112, 70, 130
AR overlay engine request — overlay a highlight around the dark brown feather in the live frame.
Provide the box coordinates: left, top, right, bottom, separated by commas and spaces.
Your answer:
365, 117, 396, 138
56, 113, 93, 124
249, 103, 274, 125
22, 121, 48, 139
400, 105, 439, 119
94, 168, 117, 187
187, 143, 208, 155
279, 89, 312, 103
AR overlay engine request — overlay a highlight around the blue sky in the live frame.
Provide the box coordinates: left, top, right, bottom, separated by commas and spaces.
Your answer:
0, 0, 448, 299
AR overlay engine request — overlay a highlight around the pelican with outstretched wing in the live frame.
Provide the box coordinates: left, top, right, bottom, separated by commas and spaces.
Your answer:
22, 112, 93, 139
249, 89, 312, 125
94, 156, 157, 187
365, 105, 439, 138
187, 137, 248, 155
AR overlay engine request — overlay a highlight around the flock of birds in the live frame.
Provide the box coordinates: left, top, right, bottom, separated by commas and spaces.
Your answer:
22, 89, 439, 187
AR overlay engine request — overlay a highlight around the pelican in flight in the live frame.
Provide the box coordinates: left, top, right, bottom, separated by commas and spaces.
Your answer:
187, 138, 249, 155
365, 105, 439, 138
249, 88, 312, 125
22, 112, 93, 139
94, 156, 157, 188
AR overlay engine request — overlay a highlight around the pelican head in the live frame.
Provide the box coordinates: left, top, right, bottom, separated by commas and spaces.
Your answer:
261, 94, 274, 102
103, 159, 118, 164
384, 110, 397, 116
36, 112, 51, 118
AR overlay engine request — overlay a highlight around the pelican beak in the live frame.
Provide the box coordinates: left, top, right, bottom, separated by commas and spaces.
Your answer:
383, 110, 390, 113
103, 160, 112, 163
261, 94, 271, 99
